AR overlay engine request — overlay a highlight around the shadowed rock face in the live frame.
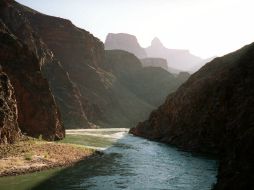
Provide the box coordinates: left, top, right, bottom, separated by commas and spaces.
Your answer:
0, 10, 64, 140
23, 7, 112, 125
105, 33, 147, 58
0, 1, 89, 129
0, 71, 20, 144
130, 43, 254, 189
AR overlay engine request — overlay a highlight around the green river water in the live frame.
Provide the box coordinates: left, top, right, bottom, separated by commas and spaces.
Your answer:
0, 128, 218, 190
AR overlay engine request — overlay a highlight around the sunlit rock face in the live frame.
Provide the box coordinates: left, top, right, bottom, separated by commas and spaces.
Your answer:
131, 43, 254, 189
0, 5, 65, 140
145, 37, 203, 71
105, 33, 147, 59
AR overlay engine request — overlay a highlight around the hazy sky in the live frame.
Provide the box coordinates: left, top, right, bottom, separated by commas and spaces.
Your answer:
17, 0, 254, 58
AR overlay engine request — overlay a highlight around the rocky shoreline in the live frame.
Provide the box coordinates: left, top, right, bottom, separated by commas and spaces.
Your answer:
0, 138, 102, 177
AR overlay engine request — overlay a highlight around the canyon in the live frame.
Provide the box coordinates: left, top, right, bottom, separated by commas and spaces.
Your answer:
0, 0, 253, 190
0, 0, 187, 140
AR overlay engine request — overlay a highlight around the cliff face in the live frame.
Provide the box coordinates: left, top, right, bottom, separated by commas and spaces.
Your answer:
0, 1, 89, 129
130, 43, 254, 189
24, 10, 106, 125
0, 70, 20, 144
0, 4, 64, 140
105, 33, 147, 58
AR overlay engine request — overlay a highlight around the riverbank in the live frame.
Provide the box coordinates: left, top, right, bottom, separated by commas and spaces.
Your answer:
0, 138, 101, 177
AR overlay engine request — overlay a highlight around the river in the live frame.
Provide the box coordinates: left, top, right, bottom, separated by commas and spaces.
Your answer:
0, 128, 218, 190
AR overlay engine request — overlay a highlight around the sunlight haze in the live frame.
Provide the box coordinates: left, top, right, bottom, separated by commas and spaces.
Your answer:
17, 0, 254, 58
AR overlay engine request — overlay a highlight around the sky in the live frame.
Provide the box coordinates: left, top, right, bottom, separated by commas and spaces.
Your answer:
17, 0, 254, 59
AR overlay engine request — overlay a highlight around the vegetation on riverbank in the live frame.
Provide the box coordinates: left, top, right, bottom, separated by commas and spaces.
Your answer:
0, 137, 100, 177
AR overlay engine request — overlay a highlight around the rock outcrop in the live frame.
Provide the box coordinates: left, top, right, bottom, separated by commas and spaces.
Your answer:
105, 33, 147, 58
140, 58, 169, 71
130, 43, 254, 189
0, 71, 20, 144
0, 4, 64, 140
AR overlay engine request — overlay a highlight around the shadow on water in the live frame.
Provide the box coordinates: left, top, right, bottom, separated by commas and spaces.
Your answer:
0, 129, 218, 190
31, 132, 142, 190
32, 151, 126, 190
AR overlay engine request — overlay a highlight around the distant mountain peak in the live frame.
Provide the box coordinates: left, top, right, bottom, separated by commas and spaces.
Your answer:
151, 37, 164, 48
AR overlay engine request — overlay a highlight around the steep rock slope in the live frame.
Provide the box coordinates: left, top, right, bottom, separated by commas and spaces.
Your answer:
130, 43, 254, 189
0, 9, 64, 140
0, 71, 20, 144
0, 1, 89, 128
105, 33, 147, 58
19, 5, 109, 125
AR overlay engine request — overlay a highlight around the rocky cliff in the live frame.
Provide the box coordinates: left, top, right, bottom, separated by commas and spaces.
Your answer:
0, 2, 65, 140
130, 43, 254, 189
105, 33, 147, 58
23, 9, 106, 125
0, 0, 89, 129
0, 70, 20, 144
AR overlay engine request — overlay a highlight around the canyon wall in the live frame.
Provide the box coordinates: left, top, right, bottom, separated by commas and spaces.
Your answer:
0, 1, 65, 140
